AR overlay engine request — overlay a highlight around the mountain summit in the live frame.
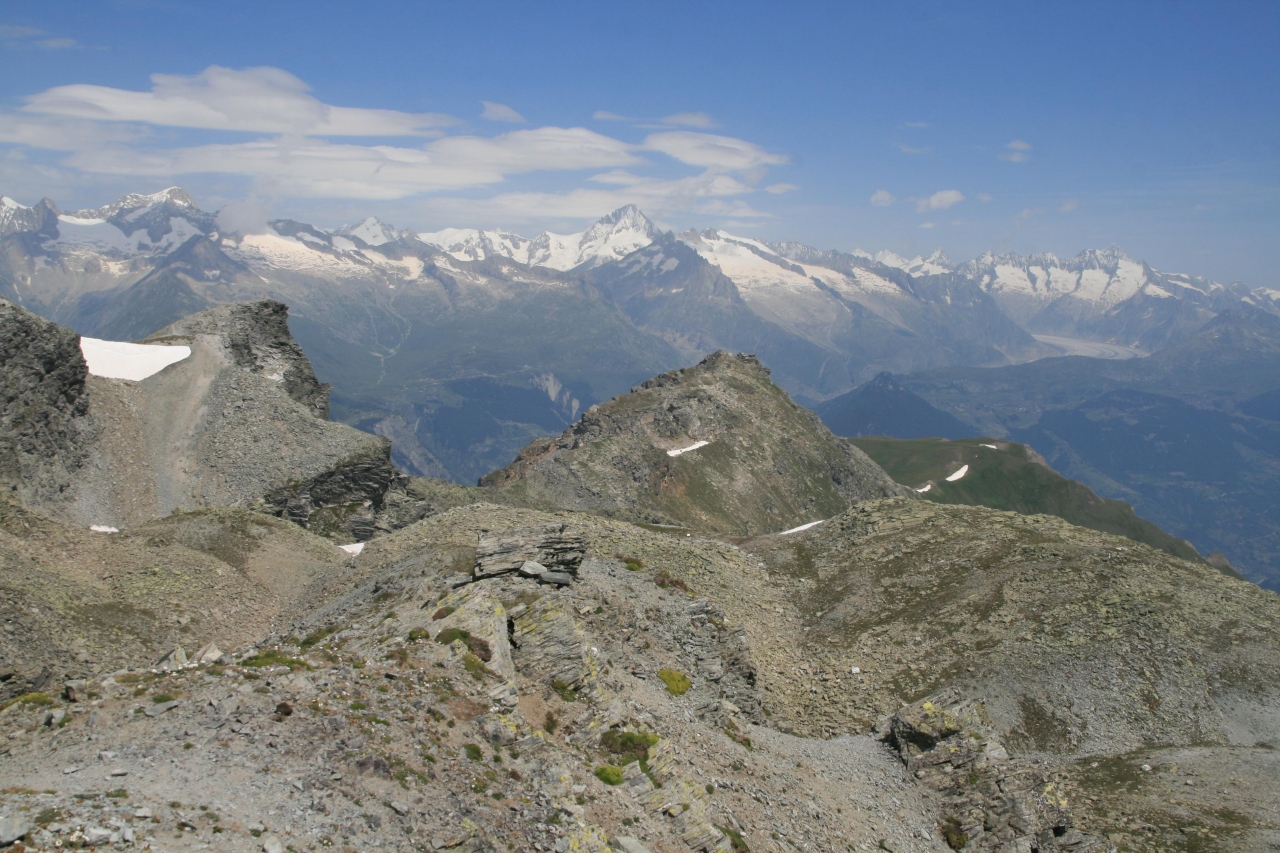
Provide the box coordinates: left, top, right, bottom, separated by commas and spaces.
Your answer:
481, 350, 906, 534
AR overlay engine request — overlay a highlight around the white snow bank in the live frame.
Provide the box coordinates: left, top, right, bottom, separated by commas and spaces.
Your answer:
667, 440, 709, 457
915, 484, 932, 493
780, 520, 824, 535
945, 465, 969, 482
339, 542, 365, 556
80, 338, 191, 381
980, 443, 998, 449
89, 524, 119, 533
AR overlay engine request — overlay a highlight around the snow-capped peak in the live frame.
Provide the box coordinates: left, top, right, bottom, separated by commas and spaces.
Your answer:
338, 216, 404, 247
417, 205, 661, 271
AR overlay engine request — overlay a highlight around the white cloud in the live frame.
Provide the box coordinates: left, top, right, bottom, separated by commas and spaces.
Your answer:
481, 101, 526, 123
1059, 198, 1079, 212
38, 37, 78, 49
1000, 140, 1032, 163
24, 66, 458, 136
660, 112, 717, 129
870, 189, 895, 207
643, 131, 787, 171
916, 189, 964, 212
896, 143, 930, 155
3, 65, 793, 221
592, 110, 631, 121
1015, 207, 1043, 222
977, 192, 993, 203
919, 222, 935, 229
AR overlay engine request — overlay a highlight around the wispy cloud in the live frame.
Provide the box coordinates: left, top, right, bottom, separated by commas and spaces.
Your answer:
916, 189, 964, 212
1, 24, 79, 48
592, 110, 632, 121
481, 101, 526, 123
1000, 139, 1032, 163
1, 65, 792, 223
1015, 206, 1043, 222
919, 222, 935, 229
977, 192, 993, 202
896, 143, 930, 155
1059, 198, 1079, 212
24, 66, 458, 136
660, 112, 717, 129
870, 189, 896, 207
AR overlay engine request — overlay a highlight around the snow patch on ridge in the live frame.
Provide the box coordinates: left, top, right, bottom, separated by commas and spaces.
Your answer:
945, 465, 969, 482
80, 338, 191, 381
780, 520, 825, 535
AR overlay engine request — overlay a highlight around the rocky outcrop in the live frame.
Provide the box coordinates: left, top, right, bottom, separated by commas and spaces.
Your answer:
0, 299, 97, 506
483, 351, 907, 535
146, 300, 331, 418
262, 447, 398, 541
474, 523, 586, 580
888, 689, 1113, 852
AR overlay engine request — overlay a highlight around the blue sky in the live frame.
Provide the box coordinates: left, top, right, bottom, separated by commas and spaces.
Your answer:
1, 0, 1277, 284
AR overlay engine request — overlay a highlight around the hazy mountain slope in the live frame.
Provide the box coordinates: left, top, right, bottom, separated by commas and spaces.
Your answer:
849, 435, 1205, 562
892, 309, 1280, 589
816, 372, 979, 439
482, 351, 906, 534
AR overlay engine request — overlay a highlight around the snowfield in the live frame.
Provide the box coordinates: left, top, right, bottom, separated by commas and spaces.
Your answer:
339, 543, 366, 556
945, 465, 970, 482
80, 338, 191, 381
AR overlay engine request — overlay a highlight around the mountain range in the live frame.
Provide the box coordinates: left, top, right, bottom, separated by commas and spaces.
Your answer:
3, 188, 1276, 486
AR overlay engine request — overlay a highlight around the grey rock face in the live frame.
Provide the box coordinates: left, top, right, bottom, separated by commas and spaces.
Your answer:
0, 299, 97, 505
474, 523, 586, 579
147, 300, 331, 419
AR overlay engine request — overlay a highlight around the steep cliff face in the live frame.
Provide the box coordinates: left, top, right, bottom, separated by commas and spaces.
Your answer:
0, 299, 98, 507
146, 299, 331, 419
483, 351, 907, 534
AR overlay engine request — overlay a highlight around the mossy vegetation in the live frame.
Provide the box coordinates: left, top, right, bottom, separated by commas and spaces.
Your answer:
658, 669, 691, 696
593, 765, 624, 785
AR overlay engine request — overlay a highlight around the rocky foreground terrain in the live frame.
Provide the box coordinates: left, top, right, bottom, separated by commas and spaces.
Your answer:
2, 299, 1279, 853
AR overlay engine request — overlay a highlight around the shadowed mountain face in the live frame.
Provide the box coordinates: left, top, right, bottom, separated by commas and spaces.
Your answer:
816, 372, 979, 440
481, 351, 907, 535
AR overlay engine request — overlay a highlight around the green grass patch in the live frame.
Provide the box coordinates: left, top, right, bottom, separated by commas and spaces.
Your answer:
658, 669, 691, 696
464, 743, 483, 761
594, 765, 624, 786
600, 729, 659, 765
431, 606, 455, 621
1, 692, 54, 710
240, 650, 310, 671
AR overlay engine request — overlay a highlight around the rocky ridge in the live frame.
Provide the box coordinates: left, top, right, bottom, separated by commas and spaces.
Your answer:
482, 351, 906, 535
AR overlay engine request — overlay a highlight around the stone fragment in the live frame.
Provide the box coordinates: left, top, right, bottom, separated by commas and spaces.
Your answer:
390, 801, 410, 816
540, 572, 574, 586
193, 643, 224, 665
262, 835, 285, 853
155, 647, 188, 671
517, 560, 547, 578
63, 679, 86, 702
0, 815, 31, 846
144, 700, 180, 717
